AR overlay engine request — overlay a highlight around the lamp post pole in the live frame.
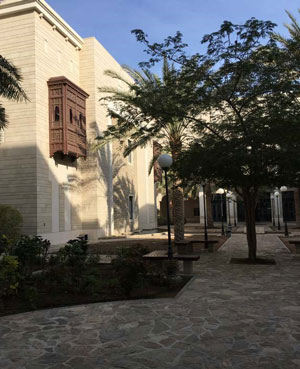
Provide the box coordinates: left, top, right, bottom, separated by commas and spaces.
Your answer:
280, 186, 289, 237
216, 188, 225, 236
233, 198, 237, 227
158, 154, 173, 259
164, 169, 172, 258
226, 192, 232, 227
274, 191, 280, 231
271, 195, 275, 227
202, 184, 208, 249
221, 194, 225, 235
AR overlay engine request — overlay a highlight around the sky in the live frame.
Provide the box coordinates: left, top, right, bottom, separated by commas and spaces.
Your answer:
46, 0, 299, 71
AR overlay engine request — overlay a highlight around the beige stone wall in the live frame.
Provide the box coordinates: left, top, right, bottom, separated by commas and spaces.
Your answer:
0, 11, 37, 234
79, 37, 136, 236
34, 10, 82, 236
0, 0, 156, 243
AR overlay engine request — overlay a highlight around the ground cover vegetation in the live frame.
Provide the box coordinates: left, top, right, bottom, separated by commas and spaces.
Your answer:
0, 207, 188, 316
98, 18, 300, 261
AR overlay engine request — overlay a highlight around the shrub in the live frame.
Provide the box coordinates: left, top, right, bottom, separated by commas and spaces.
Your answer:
0, 205, 23, 243
112, 245, 148, 296
47, 238, 100, 293
51, 238, 88, 269
13, 236, 50, 278
0, 235, 9, 255
0, 255, 19, 297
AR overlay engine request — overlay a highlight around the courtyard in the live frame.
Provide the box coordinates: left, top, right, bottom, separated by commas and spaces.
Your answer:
1, 232, 299, 369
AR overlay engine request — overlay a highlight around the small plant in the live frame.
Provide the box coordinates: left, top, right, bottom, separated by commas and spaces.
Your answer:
47, 238, 99, 293
0, 234, 10, 255
0, 204, 23, 243
112, 245, 148, 297
13, 236, 50, 278
52, 237, 88, 269
0, 255, 19, 297
22, 286, 38, 308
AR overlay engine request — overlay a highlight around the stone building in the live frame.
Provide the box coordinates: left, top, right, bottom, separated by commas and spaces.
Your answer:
0, 0, 156, 244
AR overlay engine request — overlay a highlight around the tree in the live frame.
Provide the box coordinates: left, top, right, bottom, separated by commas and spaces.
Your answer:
131, 19, 300, 260
274, 9, 300, 51
275, 10, 300, 227
96, 59, 200, 242
0, 55, 27, 129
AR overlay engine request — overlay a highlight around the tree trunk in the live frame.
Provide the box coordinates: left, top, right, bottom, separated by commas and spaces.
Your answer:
242, 187, 258, 261
172, 186, 185, 243
294, 188, 300, 227
205, 183, 214, 228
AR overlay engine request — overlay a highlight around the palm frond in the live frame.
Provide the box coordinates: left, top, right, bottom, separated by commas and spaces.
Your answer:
148, 153, 160, 175
0, 55, 27, 102
0, 103, 8, 130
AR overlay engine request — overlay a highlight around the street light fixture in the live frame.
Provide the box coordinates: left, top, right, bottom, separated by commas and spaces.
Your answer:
270, 194, 275, 227
216, 188, 225, 235
274, 190, 280, 231
226, 192, 232, 227
202, 184, 208, 249
157, 154, 173, 259
280, 186, 289, 236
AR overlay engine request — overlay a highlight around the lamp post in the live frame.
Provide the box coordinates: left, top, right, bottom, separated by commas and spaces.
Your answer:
280, 186, 289, 236
158, 154, 173, 259
202, 184, 209, 249
274, 190, 280, 231
270, 194, 275, 227
216, 188, 225, 235
232, 195, 237, 227
226, 192, 232, 227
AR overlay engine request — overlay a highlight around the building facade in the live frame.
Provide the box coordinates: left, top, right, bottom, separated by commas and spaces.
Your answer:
0, 0, 156, 244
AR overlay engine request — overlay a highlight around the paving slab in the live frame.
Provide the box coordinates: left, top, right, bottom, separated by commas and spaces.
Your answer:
1, 234, 300, 368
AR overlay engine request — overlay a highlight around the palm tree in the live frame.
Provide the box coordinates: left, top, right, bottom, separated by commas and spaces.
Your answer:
274, 10, 300, 46
97, 59, 197, 242
0, 55, 27, 129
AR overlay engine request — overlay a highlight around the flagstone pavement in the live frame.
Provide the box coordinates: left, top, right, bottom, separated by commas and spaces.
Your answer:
1, 234, 300, 369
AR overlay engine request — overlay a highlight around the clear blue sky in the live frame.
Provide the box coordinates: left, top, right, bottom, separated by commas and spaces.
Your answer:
47, 0, 299, 70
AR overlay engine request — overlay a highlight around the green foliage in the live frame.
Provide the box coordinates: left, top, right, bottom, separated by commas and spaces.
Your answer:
13, 236, 50, 278
52, 238, 88, 269
22, 286, 38, 308
129, 19, 300, 260
0, 255, 19, 297
47, 238, 100, 294
0, 204, 23, 244
112, 245, 148, 296
0, 235, 9, 255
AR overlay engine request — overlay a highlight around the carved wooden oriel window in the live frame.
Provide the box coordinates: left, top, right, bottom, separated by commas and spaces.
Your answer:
48, 76, 89, 159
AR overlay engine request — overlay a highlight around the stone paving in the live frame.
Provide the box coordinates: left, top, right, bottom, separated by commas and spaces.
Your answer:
1, 234, 300, 369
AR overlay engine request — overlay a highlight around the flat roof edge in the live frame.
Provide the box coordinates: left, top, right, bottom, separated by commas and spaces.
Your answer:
0, 0, 84, 49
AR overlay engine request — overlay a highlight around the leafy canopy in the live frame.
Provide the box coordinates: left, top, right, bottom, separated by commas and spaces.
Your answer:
131, 19, 300, 192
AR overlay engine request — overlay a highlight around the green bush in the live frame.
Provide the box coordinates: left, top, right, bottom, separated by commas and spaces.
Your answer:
48, 238, 100, 293
13, 236, 50, 278
112, 245, 148, 297
0, 204, 23, 243
0, 255, 19, 297
51, 238, 88, 269
0, 235, 9, 255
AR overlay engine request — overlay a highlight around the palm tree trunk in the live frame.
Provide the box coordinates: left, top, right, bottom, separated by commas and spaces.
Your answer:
172, 185, 185, 243
206, 183, 214, 228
